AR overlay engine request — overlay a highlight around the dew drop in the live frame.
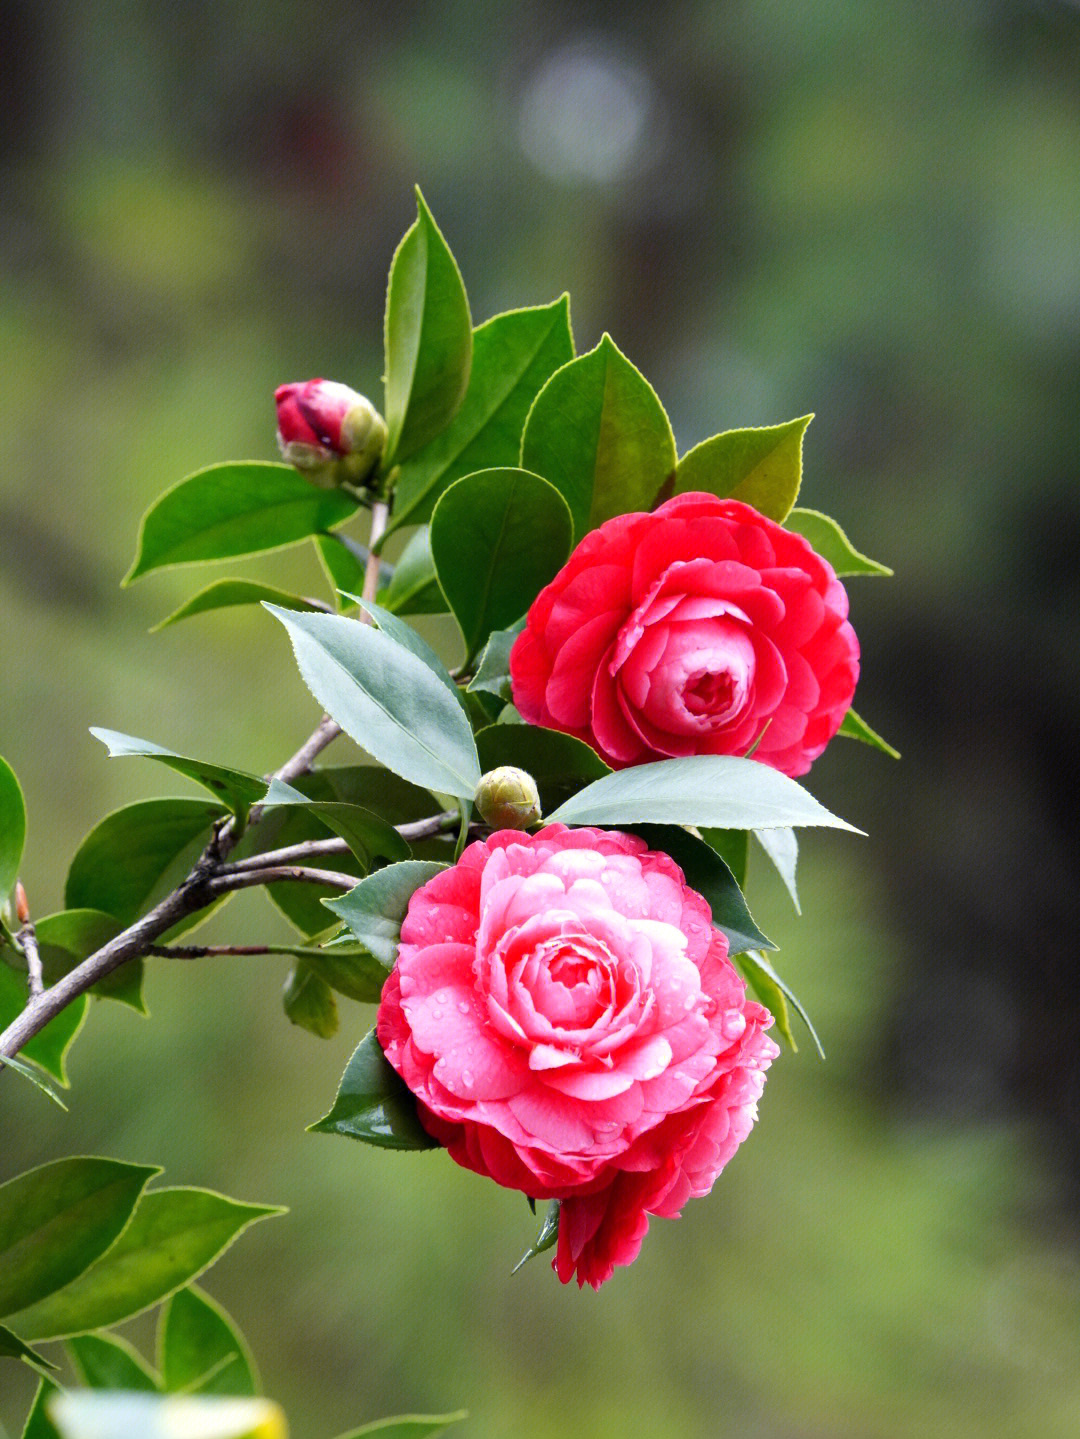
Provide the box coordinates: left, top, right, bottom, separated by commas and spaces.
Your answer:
683, 992, 697, 1011
430, 1007, 443, 1021
721, 1010, 746, 1041
457, 1000, 471, 1014
462, 1070, 475, 1089
435, 990, 449, 1004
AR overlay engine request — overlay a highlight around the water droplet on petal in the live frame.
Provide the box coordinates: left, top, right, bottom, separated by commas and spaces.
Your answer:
721, 1010, 746, 1041
430, 1007, 443, 1021
435, 990, 449, 1004
683, 992, 697, 1010
462, 1070, 474, 1088
458, 1000, 471, 1014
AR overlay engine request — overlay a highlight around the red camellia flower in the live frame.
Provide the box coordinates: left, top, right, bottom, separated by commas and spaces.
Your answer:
275, 378, 387, 483
509, 494, 859, 777
376, 825, 778, 1288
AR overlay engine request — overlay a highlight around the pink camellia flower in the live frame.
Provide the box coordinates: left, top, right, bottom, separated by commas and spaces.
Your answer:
275, 378, 387, 485
509, 494, 859, 777
376, 825, 778, 1288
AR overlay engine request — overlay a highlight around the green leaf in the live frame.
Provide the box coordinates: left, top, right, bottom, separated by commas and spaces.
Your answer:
784, 507, 893, 577
153, 580, 326, 632
9, 1188, 285, 1341
389, 296, 574, 533
89, 731, 264, 823
0, 1055, 68, 1109
351, 600, 464, 708
475, 724, 609, 816
0, 1324, 56, 1371
34, 909, 142, 1012
378, 528, 446, 615
547, 756, 861, 832
511, 1200, 560, 1275
383, 190, 472, 466
0, 964, 86, 1084
332, 1414, 468, 1439
67, 1333, 158, 1391
699, 829, 749, 889
521, 335, 677, 538
754, 827, 801, 912
0, 1157, 159, 1320
735, 951, 798, 1052
313, 533, 376, 609
627, 825, 773, 955
66, 799, 226, 928
47, 1393, 286, 1439
323, 861, 446, 968
673, 416, 813, 522
262, 777, 409, 867
22, 1378, 61, 1439
282, 961, 339, 1038
125, 462, 358, 583
159, 1285, 257, 1397
738, 950, 824, 1059
298, 944, 390, 1005
0, 756, 25, 908
467, 622, 524, 700
838, 708, 901, 759
265, 606, 481, 799
309, 1029, 439, 1151
430, 468, 574, 664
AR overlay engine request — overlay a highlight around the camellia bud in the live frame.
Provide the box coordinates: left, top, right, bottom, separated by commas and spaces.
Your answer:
275, 379, 388, 489
474, 766, 542, 831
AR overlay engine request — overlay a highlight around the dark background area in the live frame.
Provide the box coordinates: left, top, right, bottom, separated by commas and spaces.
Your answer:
3, 3, 1079, 1437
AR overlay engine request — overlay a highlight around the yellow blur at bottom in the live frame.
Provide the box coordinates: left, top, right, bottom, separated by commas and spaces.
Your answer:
49, 1391, 287, 1439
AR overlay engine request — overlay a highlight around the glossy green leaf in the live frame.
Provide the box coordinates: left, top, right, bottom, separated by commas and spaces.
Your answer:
475, 724, 610, 816
153, 580, 326, 632
67, 1333, 158, 1391
310, 1029, 440, 1151
22, 1378, 62, 1439
467, 622, 524, 700
351, 600, 463, 706
628, 825, 773, 955
838, 708, 901, 758
34, 909, 142, 1012
0, 964, 86, 1084
159, 1285, 257, 1397
0, 1055, 68, 1109
89, 730, 264, 822
125, 462, 358, 583
47, 1393, 286, 1439
521, 335, 676, 538
739, 950, 824, 1059
379, 527, 446, 615
10, 1188, 284, 1341
430, 468, 574, 664
735, 951, 798, 1052
263, 777, 409, 867
383, 190, 472, 466
266, 606, 481, 798
66, 799, 226, 927
754, 826, 800, 911
784, 507, 893, 576
282, 961, 339, 1038
0, 756, 25, 907
314, 533, 382, 609
323, 861, 446, 968
547, 756, 861, 832
0, 1157, 159, 1320
512, 1200, 560, 1275
699, 828, 750, 889
673, 416, 812, 522
389, 296, 574, 532
299, 944, 390, 1004
332, 1415, 468, 1439
0, 1324, 56, 1371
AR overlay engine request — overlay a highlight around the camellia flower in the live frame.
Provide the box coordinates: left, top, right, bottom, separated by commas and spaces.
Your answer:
376, 825, 778, 1288
509, 493, 859, 777
275, 378, 387, 486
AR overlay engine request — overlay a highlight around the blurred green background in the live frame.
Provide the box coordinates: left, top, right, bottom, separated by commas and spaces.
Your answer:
3, 2, 1080, 1436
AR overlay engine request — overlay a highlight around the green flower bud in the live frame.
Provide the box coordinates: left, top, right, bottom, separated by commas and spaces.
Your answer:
475, 766, 542, 831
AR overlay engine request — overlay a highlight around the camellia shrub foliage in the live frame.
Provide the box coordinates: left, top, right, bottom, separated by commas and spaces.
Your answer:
0, 191, 894, 1437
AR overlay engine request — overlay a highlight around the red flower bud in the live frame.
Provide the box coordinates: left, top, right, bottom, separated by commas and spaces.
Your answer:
275, 379, 387, 488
